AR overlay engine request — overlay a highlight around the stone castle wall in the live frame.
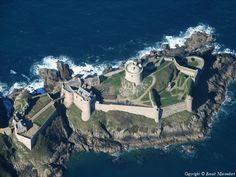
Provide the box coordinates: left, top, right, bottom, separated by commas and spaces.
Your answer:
61, 86, 73, 107
164, 56, 204, 83
73, 92, 91, 121
174, 59, 199, 79
95, 102, 159, 122
15, 106, 57, 150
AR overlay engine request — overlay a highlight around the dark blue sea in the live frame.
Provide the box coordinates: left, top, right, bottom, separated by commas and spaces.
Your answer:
0, 0, 236, 176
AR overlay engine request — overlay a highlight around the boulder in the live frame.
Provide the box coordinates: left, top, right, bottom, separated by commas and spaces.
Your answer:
56, 61, 73, 80
184, 31, 213, 52
38, 68, 60, 91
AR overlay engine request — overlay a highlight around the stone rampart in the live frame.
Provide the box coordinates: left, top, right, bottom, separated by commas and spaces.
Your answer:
174, 59, 198, 78
15, 107, 57, 150
95, 102, 158, 121
161, 101, 187, 118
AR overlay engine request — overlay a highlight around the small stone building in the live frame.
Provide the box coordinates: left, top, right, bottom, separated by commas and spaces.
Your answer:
125, 61, 143, 86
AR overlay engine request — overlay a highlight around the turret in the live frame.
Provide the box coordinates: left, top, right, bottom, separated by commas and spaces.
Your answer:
125, 61, 143, 86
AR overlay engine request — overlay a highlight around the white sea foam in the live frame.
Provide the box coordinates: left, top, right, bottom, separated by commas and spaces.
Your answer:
164, 24, 214, 49
0, 82, 8, 96
136, 24, 215, 59
10, 69, 17, 75
2, 24, 235, 98
213, 43, 236, 56
32, 55, 109, 78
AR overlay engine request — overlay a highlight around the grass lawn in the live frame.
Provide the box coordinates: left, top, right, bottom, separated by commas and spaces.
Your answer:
105, 111, 158, 133
160, 95, 182, 107
67, 104, 107, 132
162, 111, 193, 126
33, 106, 56, 127
153, 61, 177, 91
27, 95, 51, 118
176, 73, 188, 87
95, 71, 124, 99
67, 104, 158, 134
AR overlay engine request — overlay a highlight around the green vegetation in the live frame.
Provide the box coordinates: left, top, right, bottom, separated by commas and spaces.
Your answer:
105, 111, 158, 133
176, 73, 188, 87
67, 104, 106, 132
67, 105, 158, 134
95, 71, 124, 99
26, 95, 51, 118
0, 134, 14, 161
120, 75, 153, 100
14, 98, 29, 113
187, 57, 199, 69
157, 71, 193, 107
160, 91, 181, 107
186, 78, 193, 95
0, 134, 15, 177
33, 106, 56, 127
153, 61, 177, 91
162, 111, 193, 126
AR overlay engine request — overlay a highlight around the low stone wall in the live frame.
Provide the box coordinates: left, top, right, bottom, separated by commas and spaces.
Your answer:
103, 69, 124, 77
95, 102, 159, 122
174, 59, 198, 79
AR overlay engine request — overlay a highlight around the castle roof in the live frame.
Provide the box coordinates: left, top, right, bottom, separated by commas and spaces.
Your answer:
126, 61, 143, 74
75, 87, 92, 101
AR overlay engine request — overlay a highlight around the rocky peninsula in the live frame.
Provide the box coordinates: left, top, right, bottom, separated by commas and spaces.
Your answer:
0, 31, 236, 177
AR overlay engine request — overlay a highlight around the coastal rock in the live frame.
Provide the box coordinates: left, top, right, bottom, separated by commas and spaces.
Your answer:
38, 68, 60, 91
56, 61, 73, 80
38, 61, 73, 91
184, 31, 213, 52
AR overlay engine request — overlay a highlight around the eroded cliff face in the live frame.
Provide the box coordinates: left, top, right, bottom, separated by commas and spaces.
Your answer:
194, 54, 236, 132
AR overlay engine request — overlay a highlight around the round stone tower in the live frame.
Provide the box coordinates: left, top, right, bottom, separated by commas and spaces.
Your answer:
81, 99, 91, 122
125, 61, 143, 86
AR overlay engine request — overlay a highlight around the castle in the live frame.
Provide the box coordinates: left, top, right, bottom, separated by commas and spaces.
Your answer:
13, 55, 204, 150
61, 55, 204, 122
61, 78, 95, 121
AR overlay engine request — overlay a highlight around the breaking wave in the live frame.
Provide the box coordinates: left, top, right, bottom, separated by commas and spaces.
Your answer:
1, 24, 235, 97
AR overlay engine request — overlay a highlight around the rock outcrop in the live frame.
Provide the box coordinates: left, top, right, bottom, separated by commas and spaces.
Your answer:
56, 61, 73, 80
185, 31, 213, 52
38, 61, 73, 91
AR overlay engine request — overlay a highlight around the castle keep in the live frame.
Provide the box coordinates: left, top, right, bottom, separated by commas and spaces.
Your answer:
61, 80, 95, 121
125, 61, 143, 86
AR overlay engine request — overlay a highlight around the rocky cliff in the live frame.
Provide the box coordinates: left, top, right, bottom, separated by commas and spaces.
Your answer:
38, 61, 73, 91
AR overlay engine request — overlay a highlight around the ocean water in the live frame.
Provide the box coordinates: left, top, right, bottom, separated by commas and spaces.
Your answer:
0, 0, 236, 176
